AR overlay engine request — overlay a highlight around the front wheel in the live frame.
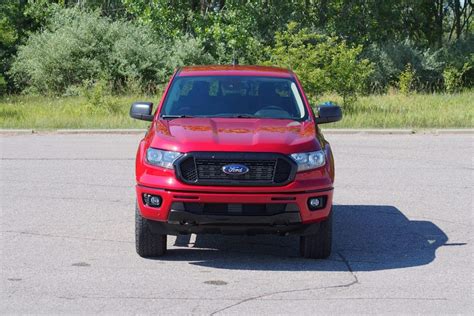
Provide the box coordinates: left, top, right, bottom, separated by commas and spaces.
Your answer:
135, 203, 167, 258
300, 208, 333, 259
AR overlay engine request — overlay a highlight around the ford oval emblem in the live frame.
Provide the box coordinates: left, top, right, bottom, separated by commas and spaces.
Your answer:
222, 164, 249, 175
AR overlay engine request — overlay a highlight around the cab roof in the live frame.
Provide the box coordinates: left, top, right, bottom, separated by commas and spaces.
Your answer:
177, 65, 295, 78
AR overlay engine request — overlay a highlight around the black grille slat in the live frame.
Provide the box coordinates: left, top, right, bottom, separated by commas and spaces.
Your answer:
274, 158, 292, 183
176, 152, 296, 186
179, 157, 198, 182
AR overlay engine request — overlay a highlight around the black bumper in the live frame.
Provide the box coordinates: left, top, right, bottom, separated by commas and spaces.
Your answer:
147, 209, 321, 236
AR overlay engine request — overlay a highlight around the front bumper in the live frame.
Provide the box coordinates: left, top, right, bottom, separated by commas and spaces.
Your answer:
146, 210, 323, 236
136, 184, 333, 226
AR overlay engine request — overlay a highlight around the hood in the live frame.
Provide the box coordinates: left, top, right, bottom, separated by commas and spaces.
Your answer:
149, 118, 320, 154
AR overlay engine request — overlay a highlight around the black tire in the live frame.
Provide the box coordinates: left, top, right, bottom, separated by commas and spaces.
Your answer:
135, 203, 167, 258
299, 208, 332, 259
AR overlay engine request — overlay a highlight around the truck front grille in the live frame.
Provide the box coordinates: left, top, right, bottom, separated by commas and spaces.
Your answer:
175, 152, 296, 186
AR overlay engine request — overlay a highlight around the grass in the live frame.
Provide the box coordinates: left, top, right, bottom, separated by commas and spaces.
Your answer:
0, 91, 473, 129
0, 95, 152, 129
321, 91, 474, 128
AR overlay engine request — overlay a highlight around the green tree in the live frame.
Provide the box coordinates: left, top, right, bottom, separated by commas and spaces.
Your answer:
266, 22, 373, 105
0, 0, 38, 94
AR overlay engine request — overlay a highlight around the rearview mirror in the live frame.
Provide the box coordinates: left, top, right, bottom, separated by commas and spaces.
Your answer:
314, 102, 342, 124
130, 102, 154, 121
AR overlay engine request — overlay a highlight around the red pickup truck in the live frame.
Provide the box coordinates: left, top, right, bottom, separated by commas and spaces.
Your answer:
130, 65, 342, 259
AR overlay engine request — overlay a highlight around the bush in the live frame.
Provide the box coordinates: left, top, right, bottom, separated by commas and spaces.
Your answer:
363, 40, 437, 92
10, 7, 212, 95
165, 35, 215, 72
399, 63, 416, 94
0, 75, 7, 96
443, 63, 471, 93
81, 79, 119, 114
265, 22, 373, 105
443, 67, 462, 93
440, 38, 474, 90
363, 37, 473, 93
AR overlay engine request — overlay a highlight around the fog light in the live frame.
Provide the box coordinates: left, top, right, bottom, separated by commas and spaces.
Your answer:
309, 198, 320, 208
307, 196, 327, 211
143, 194, 162, 208
150, 196, 161, 206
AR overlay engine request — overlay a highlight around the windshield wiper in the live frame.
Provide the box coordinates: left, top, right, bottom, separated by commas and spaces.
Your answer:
160, 114, 195, 119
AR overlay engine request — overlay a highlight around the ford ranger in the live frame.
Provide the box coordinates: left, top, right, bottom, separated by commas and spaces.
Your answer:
130, 65, 342, 259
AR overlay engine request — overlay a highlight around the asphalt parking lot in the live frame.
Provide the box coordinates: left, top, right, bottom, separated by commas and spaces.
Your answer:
1, 132, 472, 314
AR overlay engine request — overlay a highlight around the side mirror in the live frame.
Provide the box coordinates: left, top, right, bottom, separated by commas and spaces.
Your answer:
314, 102, 342, 124
130, 102, 154, 121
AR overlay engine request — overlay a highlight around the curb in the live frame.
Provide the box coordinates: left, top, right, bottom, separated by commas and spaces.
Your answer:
1, 128, 473, 135
322, 129, 415, 135
433, 129, 474, 134
0, 129, 34, 134
322, 129, 474, 134
56, 129, 147, 134
0, 129, 146, 135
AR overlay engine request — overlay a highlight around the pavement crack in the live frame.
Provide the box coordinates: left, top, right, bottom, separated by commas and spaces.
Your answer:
2, 230, 132, 244
337, 251, 359, 284
209, 279, 357, 315
210, 251, 360, 315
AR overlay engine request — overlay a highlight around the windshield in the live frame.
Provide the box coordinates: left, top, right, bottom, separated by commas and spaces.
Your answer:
161, 76, 307, 120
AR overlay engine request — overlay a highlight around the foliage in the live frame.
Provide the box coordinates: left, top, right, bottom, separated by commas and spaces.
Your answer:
9, 7, 211, 95
122, 1, 266, 63
443, 63, 472, 93
121, 1, 473, 49
443, 67, 462, 93
165, 35, 214, 71
121, 0, 195, 38
266, 23, 373, 105
81, 79, 120, 114
0, 0, 38, 93
25, 0, 128, 22
399, 64, 416, 95
436, 37, 474, 88
2, 1, 473, 97
193, 10, 264, 64
0, 75, 6, 96
362, 38, 474, 92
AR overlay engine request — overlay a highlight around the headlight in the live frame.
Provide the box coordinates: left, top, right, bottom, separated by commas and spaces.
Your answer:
146, 148, 182, 169
290, 150, 326, 171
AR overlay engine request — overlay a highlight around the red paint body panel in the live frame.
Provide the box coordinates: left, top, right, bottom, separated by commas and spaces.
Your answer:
178, 65, 294, 78
150, 118, 319, 154
134, 66, 336, 227
136, 185, 333, 224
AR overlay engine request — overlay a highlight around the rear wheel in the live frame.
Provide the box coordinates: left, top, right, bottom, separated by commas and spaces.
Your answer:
300, 209, 332, 259
135, 203, 167, 258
